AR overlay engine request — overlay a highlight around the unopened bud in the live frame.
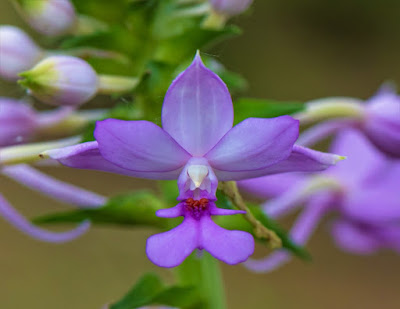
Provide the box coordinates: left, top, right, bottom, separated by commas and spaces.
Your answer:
0, 25, 43, 81
0, 97, 38, 146
209, 0, 253, 17
14, 0, 76, 36
19, 56, 99, 107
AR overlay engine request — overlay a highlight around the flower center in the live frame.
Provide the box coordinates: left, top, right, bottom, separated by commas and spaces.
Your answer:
184, 198, 209, 219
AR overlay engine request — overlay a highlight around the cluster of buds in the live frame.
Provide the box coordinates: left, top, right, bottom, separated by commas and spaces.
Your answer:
1, 1, 136, 107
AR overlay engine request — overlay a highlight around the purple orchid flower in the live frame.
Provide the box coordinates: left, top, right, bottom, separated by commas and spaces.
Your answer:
46, 53, 342, 267
239, 129, 400, 272
298, 85, 400, 158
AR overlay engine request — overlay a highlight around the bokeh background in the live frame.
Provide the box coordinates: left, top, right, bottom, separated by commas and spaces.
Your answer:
1, 0, 400, 308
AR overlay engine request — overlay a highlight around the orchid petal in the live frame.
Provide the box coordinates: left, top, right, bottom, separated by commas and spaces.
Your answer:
239, 173, 306, 199
146, 218, 198, 268
297, 119, 357, 147
156, 204, 183, 218
95, 119, 190, 172
47, 141, 182, 180
214, 145, 342, 181
2, 164, 105, 208
331, 220, 380, 254
328, 130, 385, 186
206, 116, 299, 172
161, 53, 233, 156
200, 216, 254, 264
343, 174, 400, 224
364, 86, 400, 158
0, 194, 90, 243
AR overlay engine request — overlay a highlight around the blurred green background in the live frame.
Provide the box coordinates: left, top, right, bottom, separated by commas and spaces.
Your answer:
1, 0, 399, 308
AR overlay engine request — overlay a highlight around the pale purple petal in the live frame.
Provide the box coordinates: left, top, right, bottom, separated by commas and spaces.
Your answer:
238, 173, 305, 199
363, 88, 400, 158
2, 164, 105, 208
214, 145, 342, 181
0, 194, 90, 243
328, 130, 387, 187
297, 119, 358, 147
161, 53, 233, 156
200, 216, 254, 264
379, 226, 400, 253
246, 194, 330, 273
210, 0, 253, 16
364, 86, 400, 152
342, 176, 400, 224
95, 119, 190, 172
47, 141, 182, 180
262, 181, 335, 219
206, 116, 299, 172
0, 98, 38, 146
146, 218, 198, 268
331, 220, 381, 254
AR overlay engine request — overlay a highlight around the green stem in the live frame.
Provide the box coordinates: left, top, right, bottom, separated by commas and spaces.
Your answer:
174, 252, 227, 309
199, 252, 227, 309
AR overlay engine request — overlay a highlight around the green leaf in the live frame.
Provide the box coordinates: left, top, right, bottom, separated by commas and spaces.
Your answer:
110, 273, 164, 309
152, 286, 201, 308
34, 191, 167, 229
110, 273, 202, 309
233, 98, 304, 124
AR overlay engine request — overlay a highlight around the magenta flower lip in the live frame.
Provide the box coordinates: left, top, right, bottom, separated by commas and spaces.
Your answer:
146, 198, 253, 268
47, 52, 342, 267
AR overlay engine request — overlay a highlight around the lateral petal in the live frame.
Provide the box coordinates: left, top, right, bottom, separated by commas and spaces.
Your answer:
206, 116, 299, 172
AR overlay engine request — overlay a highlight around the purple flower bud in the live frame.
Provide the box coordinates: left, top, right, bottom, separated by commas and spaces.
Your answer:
15, 0, 76, 36
0, 97, 38, 146
19, 55, 99, 107
0, 25, 43, 81
209, 0, 253, 16
362, 87, 400, 158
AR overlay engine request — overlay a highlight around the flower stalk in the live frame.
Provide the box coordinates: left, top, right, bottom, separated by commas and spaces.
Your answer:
174, 252, 227, 309
218, 181, 282, 248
